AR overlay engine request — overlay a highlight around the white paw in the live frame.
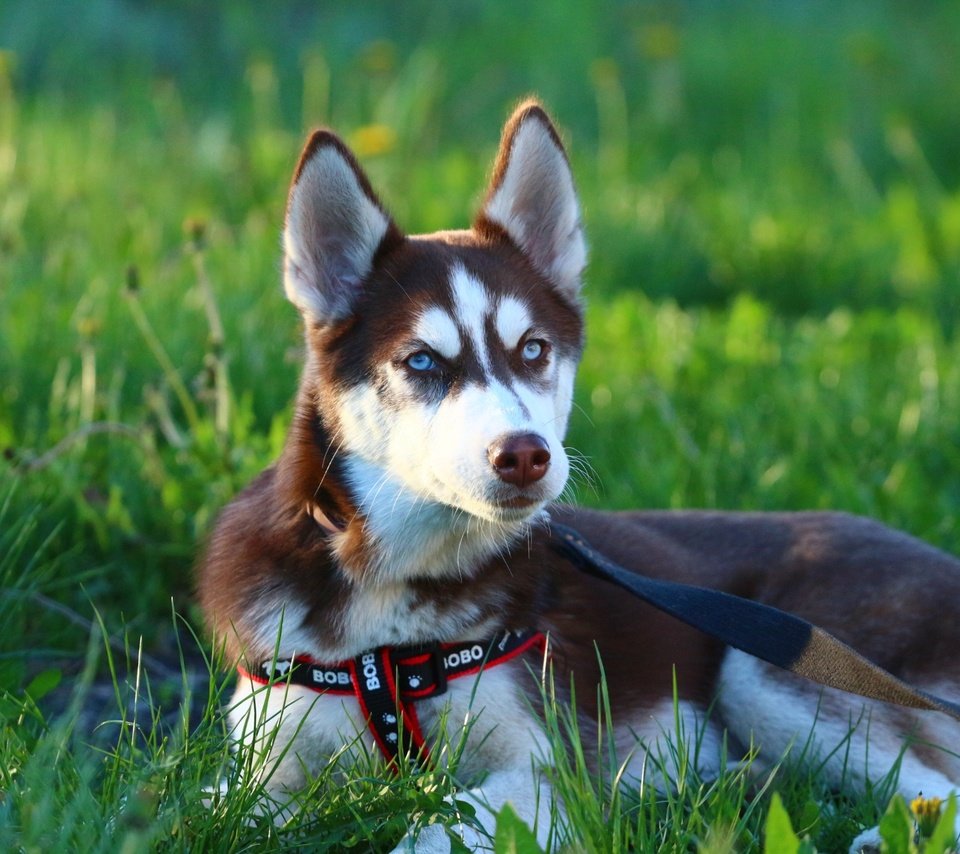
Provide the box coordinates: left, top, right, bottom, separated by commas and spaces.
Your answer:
848, 825, 883, 854
390, 823, 451, 854
390, 821, 491, 853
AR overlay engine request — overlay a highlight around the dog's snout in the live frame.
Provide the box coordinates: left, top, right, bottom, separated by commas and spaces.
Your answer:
488, 433, 551, 488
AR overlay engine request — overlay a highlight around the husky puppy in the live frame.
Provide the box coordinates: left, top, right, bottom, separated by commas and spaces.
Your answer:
198, 100, 960, 852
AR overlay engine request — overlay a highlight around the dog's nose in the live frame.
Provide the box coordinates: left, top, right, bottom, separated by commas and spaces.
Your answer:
488, 433, 551, 488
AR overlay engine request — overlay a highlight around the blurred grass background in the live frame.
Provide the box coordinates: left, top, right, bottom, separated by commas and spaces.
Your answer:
2, 0, 959, 711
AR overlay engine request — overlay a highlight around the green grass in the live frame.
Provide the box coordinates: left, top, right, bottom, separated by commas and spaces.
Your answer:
2, 0, 960, 850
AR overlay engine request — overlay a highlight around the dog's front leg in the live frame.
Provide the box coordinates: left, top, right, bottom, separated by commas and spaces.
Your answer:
393, 768, 556, 853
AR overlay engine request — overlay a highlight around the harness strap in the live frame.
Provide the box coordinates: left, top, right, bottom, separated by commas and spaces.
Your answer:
238, 629, 546, 768
550, 521, 960, 721
350, 647, 428, 765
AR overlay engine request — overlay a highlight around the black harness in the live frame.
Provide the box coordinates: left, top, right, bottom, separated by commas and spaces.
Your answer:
239, 630, 546, 767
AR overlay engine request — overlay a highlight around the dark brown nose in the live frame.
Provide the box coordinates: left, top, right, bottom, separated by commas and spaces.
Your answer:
488, 433, 551, 488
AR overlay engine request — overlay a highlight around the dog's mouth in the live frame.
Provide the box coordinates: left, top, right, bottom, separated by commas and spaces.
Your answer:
483, 486, 555, 520
424, 461, 566, 523
497, 495, 539, 510
441, 486, 549, 524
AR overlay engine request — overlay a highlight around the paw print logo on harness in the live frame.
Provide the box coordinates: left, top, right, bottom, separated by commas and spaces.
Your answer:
262, 660, 291, 679
381, 713, 399, 744
407, 675, 422, 688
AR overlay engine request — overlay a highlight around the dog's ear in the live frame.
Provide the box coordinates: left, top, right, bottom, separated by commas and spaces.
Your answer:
283, 132, 401, 323
476, 100, 586, 302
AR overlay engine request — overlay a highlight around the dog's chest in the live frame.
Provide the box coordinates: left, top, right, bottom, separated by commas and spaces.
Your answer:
337, 583, 499, 654
248, 571, 513, 664
229, 658, 546, 782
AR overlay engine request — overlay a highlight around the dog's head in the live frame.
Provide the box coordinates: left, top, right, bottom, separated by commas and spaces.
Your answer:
282, 101, 586, 568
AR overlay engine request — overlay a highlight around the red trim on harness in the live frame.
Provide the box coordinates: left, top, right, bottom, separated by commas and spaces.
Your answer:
238, 630, 547, 769
237, 653, 355, 694
402, 697, 428, 762
403, 683, 439, 700
379, 647, 430, 765
395, 651, 432, 666
346, 656, 393, 763
440, 631, 547, 681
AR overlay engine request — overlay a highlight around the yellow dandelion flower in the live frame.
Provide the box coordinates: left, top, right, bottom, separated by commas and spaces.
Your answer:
360, 40, 397, 75
910, 795, 943, 839
76, 317, 103, 339
638, 23, 680, 61
350, 124, 397, 158
590, 58, 620, 87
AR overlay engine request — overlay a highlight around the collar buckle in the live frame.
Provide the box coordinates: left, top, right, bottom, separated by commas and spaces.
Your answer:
425, 643, 448, 697
394, 641, 447, 699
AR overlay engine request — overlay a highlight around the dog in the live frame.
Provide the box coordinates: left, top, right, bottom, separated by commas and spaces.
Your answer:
198, 100, 960, 852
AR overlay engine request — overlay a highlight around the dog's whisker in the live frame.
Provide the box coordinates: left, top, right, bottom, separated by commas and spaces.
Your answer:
318, 430, 347, 487
569, 399, 595, 427
383, 270, 413, 303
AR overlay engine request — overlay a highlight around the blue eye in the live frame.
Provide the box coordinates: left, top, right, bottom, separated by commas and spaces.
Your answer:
406, 351, 436, 372
521, 340, 545, 361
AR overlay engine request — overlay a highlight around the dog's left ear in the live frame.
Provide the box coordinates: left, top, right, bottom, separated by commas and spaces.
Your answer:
476, 101, 586, 303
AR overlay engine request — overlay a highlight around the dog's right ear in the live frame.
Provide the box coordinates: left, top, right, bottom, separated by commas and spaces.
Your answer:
283, 132, 401, 323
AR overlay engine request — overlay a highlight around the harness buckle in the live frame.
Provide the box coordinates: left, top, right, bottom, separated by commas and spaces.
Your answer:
393, 641, 448, 699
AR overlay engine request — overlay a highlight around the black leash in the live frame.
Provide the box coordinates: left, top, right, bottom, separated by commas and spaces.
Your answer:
551, 522, 960, 722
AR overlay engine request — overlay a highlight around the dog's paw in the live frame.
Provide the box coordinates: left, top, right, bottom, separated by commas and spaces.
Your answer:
848, 825, 883, 854
390, 823, 452, 854
391, 821, 492, 853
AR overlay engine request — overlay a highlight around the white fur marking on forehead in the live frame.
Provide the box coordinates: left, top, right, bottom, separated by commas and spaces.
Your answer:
451, 265, 491, 322
450, 265, 492, 367
414, 306, 461, 360
495, 296, 532, 350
